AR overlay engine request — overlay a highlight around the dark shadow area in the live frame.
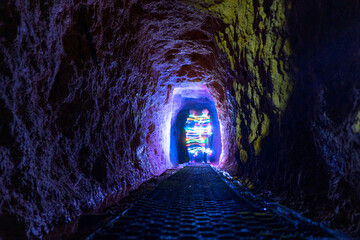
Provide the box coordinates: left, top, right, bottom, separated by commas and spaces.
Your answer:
252, 0, 360, 235
170, 97, 221, 165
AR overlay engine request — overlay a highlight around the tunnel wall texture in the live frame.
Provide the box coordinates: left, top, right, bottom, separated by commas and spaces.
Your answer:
0, 0, 236, 238
186, 0, 360, 235
0, 1, 171, 237
1, 0, 360, 238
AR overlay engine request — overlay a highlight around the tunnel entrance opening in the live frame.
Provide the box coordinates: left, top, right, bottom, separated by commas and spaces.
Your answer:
170, 93, 221, 166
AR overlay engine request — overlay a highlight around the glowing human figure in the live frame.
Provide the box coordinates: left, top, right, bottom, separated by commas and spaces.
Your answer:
185, 109, 213, 163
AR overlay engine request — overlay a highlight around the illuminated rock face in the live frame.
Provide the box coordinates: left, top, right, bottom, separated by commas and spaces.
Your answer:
0, 0, 236, 238
189, 0, 360, 235
0, 0, 359, 238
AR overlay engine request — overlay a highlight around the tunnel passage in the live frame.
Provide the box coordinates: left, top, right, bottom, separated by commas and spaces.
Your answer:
1, 0, 360, 238
170, 96, 221, 166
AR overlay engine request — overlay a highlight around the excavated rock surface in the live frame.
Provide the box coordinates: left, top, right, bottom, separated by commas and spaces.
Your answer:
0, 0, 235, 238
286, 1, 360, 234
185, 0, 360, 236
1, 0, 360, 238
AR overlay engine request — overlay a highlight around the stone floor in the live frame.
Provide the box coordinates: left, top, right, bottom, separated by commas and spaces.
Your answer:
87, 164, 345, 239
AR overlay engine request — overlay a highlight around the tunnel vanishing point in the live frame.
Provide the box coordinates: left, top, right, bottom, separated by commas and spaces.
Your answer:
1, 0, 360, 239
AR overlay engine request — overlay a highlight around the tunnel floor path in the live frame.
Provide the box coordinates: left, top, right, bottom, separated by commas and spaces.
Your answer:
89, 164, 340, 239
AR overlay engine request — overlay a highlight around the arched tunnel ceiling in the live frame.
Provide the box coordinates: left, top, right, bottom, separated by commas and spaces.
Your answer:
126, 0, 238, 171
137, 1, 223, 83
0, 1, 237, 238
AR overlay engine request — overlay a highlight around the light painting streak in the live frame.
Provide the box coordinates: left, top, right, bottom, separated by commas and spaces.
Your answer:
185, 109, 213, 162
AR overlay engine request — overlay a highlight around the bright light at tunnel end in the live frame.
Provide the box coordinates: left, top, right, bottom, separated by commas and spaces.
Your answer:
164, 84, 223, 166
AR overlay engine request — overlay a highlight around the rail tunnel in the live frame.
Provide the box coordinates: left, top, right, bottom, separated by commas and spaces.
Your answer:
1, 0, 360, 239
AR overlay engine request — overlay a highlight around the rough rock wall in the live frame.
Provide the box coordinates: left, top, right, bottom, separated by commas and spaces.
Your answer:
0, 1, 166, 238
187, 0, 292, 183
2, 0, 359, 238
286, 0, 360, 234
0, 0, 236, 238
188, 0, 360, 235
